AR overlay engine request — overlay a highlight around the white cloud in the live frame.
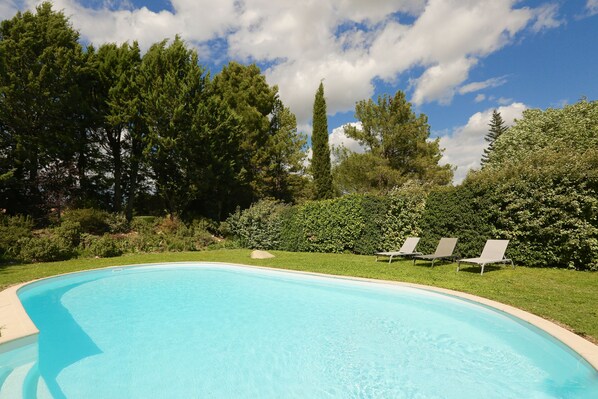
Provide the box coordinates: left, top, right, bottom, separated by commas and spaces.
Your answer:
459, 76, 508, 95
329, 123, 366, 153
531, 3, 564, 32
438, 102, 527, 184
586, 0, 598, 16
474, 94, 486, 103
411, 57, 477, 105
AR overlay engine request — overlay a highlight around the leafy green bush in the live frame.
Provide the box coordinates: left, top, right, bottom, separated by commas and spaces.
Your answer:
352, 195, 389, 254
62, 208, 110, 235
81, 234, 123, 258
130, 216, 159, 234
466, 148, 598, 270
279, 194, 388, 254
226, 200, 289, 250
18, 235, 75, 262
107, 213, 130, 233
121, 217, 216, 253
380, 185, 427, 252
0, 215, 34, 258
488, 99, 598, 167
419, 185, 494, 258
54, 220, 81, 247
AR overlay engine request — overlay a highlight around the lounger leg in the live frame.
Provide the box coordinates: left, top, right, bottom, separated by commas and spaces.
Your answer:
431, 259, 435, 268
457, 261, 461, 272
389, 255, 393, 264
480, 263, 485, 275
510, 260, 515, 269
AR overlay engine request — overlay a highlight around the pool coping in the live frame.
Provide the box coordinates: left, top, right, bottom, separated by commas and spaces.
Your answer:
1, 261, 597, 371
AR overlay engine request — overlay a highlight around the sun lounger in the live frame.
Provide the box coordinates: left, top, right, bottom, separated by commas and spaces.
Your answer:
457, 239, 514, 275
375, 237, 421, 263
413, 237, 458, 267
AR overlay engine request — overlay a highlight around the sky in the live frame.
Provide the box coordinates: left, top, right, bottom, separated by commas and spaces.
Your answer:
2, 0, 597, 183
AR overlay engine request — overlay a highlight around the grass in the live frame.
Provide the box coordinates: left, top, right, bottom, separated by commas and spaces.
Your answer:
1, 248, 597, 343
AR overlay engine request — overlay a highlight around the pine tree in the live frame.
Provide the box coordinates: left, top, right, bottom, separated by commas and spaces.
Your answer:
481, 109, 508, 166
311, 82, 333, 199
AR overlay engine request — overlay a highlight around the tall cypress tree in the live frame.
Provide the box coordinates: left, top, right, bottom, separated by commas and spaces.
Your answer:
481, 109, 508, 166
311, 82, 333, 199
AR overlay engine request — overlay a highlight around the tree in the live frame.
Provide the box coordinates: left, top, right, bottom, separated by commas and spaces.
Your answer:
265, 99, 308, 202
91, 42, 145, 217
139, 37, 206, 219
481, 109, 508, 166
485, 99, 598, 168
311, 82, 333, 199
211, 62, 277, 204
0, 2, 89, 218
337, 90, 452, 194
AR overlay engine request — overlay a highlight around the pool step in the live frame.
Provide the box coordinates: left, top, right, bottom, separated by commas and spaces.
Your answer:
0, 361, 35, 399
36, 377, 52, 399
0, 361, 52, 399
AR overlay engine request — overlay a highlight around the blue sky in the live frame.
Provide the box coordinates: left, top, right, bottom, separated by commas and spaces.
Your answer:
2, 0, 597, 182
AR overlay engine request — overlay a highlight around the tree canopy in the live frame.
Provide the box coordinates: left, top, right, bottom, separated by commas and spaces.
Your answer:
0, 3, 308, 222
335, 90, 453, 194
486, 99, 598, 168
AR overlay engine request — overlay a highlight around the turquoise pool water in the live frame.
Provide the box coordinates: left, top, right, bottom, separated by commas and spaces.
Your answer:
4, 263, 598, 398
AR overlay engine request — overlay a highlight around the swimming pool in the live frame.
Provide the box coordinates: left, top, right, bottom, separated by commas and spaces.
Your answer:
1, 263, 597, 398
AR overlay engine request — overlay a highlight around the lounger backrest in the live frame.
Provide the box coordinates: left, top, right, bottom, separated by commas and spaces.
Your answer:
399, 237, 420, 253
434, 237, 458, 256
480, 239, 509, 259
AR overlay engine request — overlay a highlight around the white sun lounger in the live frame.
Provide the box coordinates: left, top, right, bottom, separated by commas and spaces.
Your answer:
457, 239, 514, 275
413, 237, 458, 267
375, 237, 421, 263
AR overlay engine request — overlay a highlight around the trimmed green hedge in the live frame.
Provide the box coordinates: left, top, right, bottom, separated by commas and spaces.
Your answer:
419, 185, 494, 259
283, 194, 388, 254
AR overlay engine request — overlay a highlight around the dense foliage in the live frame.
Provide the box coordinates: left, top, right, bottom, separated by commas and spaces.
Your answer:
0, 213, 219, 263
225, 200, 289, 250
0, 4, 308, 223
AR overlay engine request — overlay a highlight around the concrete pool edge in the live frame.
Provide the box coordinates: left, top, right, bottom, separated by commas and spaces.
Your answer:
1, 261, 597, 371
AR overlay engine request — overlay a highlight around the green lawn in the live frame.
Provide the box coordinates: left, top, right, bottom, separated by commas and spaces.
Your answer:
1, 249, 597, 343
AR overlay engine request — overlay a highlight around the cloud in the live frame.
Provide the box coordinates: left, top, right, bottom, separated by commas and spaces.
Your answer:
530, 3, 564, 32
474, 94, 486, 103
438, 102, 527, 184
411, 58, 477, 105
458, 76, 508, 95
586, 0, 598, 16
329, 123, 365, 153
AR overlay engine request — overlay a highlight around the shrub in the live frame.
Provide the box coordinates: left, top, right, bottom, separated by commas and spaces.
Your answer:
279, 194, 387, 254
466, 148, 598, 270
131, 216, 159, 234
62, 208, 110, 235
81, 234, 123, 258
380, 185, 427, 253
419, 185, 494, 259
18, 235, 75, 262
0, 215, 34, 258
54, 220, 81, 247
107, 213, 130, 233
226, 200, 289, 250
